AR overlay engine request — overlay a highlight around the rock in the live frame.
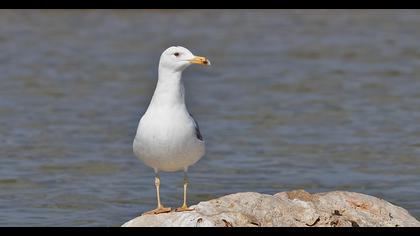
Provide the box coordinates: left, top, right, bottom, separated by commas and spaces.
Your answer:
121, 190, 420, 227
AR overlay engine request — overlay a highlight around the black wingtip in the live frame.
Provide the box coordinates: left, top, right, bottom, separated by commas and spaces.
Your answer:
195, 126, 203, 141
189, 112, 203, 141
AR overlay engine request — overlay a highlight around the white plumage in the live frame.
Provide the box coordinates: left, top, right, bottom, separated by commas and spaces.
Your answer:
133, 46, 210, 214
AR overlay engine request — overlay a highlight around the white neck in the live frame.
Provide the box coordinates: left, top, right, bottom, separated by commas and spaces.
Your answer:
149, 68, 185, 108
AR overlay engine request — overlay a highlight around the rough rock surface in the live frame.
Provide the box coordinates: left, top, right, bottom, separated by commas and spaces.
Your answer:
122, 190, 420, 227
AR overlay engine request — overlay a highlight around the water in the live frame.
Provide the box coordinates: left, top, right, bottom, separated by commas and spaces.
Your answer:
1, 9, 420, 226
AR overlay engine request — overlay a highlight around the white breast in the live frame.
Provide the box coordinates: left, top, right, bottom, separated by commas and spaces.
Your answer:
133, 105, 205, 172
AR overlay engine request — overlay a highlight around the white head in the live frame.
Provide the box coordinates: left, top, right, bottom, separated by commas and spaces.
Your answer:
158, 46, 211, 73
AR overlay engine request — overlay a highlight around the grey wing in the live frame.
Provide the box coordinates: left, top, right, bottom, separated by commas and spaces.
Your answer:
189, 112, 203, 141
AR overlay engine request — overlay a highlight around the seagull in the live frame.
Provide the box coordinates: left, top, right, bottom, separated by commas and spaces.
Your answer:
133, 46, 210, 215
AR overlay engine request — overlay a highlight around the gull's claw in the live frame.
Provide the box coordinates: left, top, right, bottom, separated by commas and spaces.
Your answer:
175, 205, 194, 212
142, 206, 172, 215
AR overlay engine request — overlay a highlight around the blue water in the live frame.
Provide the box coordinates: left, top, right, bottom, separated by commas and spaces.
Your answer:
0, 10, 419, 226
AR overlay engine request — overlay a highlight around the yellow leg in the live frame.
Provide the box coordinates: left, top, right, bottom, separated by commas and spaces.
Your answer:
176, 172, 194, 212
143, 174, 172, 215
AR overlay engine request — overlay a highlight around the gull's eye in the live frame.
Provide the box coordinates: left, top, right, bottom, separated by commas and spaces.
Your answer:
174, 52, 180, 57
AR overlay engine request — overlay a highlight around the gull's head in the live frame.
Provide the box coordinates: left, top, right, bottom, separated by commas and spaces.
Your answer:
159, 46, 211, 72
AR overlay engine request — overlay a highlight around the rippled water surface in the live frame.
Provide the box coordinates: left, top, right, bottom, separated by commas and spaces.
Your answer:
1, 10, 420, 226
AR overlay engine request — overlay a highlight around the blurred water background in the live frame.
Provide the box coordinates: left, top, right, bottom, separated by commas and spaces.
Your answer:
0, 10, 420, 226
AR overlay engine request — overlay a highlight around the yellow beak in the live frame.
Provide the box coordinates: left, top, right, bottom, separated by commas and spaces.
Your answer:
189, 56, 211, 66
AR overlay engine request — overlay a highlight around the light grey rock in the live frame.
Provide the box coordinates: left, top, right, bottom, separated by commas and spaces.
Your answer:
122, 190, 420, 227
